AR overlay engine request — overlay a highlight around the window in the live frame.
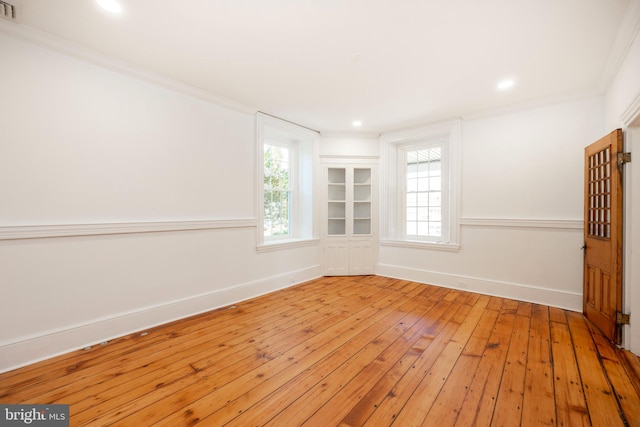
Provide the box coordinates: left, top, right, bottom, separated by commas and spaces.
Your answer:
404, 143, 446, 240
257, 113, 319, 250
380, 119, 460, 250
263, 143, 292, 237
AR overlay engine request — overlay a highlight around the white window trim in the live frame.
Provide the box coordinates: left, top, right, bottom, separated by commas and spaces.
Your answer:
256, 113, 320, 250
380, 118, 461, 251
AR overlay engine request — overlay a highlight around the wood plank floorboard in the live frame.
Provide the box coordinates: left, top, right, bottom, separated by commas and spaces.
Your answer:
1, 276, 639, 426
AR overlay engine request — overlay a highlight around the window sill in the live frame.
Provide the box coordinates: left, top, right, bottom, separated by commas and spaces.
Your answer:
257, 238, 321, 253
380, 239, 461, 252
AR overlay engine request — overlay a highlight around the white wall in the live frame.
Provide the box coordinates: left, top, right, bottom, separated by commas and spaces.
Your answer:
320, 136, 380, 159
463, 99, 603, 219
378, 97, 605, 310
0, 33, 253, 223
605, 27, 640, 354
0, 30, 320, 372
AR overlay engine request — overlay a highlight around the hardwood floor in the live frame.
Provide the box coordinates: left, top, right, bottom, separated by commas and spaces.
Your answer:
1, 276, 639, 426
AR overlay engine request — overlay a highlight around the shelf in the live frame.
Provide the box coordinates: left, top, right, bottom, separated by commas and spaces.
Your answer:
328, 187, 346, 200
353, 219, 371, 235
354, 186, 370, 202
328, 168, 346, 184
354, 202, 370, 219
353, 168, 371, 185
328, 218, 346, 235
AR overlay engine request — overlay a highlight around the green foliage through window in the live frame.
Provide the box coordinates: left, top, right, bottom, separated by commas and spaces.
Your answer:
264, 144, 291, 236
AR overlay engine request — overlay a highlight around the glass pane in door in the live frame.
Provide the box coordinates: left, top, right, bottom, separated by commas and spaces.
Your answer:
353, 168, 371, 235
328, 168, 346, 235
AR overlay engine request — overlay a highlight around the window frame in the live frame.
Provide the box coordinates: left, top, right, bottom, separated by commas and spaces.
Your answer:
256, 113, 319, 251
380, 119, 461, 251
399, 139, 449, 242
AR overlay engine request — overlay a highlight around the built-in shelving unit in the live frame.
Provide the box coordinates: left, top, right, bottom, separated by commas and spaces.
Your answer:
323, 165, 376, 276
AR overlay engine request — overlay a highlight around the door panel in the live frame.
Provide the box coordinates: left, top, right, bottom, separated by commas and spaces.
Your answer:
350, 241, 375, 275
323, 243, 349, 276
583, 129, 623, 343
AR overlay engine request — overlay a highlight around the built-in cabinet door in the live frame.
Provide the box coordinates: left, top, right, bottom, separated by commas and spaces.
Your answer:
323, 242, 349, 276
350, 241, 375, 275
327, 167, 347, 236
326, 167, 373, 236
352, 168, 372, 236
323, 165, 376, 276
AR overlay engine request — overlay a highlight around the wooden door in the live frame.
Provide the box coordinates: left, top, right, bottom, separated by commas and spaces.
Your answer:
583, 129, 624, 343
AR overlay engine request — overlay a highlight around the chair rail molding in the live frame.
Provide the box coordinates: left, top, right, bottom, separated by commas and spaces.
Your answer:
459, 217, 582, 231
0, 219, 257, 240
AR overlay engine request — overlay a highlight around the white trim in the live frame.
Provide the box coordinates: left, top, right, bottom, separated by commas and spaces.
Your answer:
379, 218, 583, 249
462, 91, 603, 122
257, 238, 321, 253
0, 19, 256, 116
380, 118, 462, 145
0, 219, 257, 240
599, 0, 640, 93
380, 240, 460, 252
376, 266, 582, 312
621, 90, 640, 127
319, 155, 380, 161
256, 113, 320, 247
321, 131, 381, 139
380, 118, 462, 245
0, 265, 321, 373
460, 217, 583, 231
621, 101, 640, 354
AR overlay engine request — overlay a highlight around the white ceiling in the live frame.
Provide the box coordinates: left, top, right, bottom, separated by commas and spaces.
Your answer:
13, 0, 637, 134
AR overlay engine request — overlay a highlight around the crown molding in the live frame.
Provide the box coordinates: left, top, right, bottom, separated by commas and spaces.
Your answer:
461, 90, 603, 122
621, 90, 640, 126
599, 0, 640, 93
0, 19, 257, 116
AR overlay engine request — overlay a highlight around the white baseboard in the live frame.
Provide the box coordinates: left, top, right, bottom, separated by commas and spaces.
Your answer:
377, 264, 582, 312
0, 265, 321, 374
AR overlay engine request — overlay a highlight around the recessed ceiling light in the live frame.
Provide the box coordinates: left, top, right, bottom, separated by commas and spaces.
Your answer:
497, 79, 515, 90
352, 120, 363, 127
97, 0, 123, 14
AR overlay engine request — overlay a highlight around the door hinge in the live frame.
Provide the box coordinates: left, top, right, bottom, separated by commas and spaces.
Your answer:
617, 152, 631, 164
616, 312, 631, 325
